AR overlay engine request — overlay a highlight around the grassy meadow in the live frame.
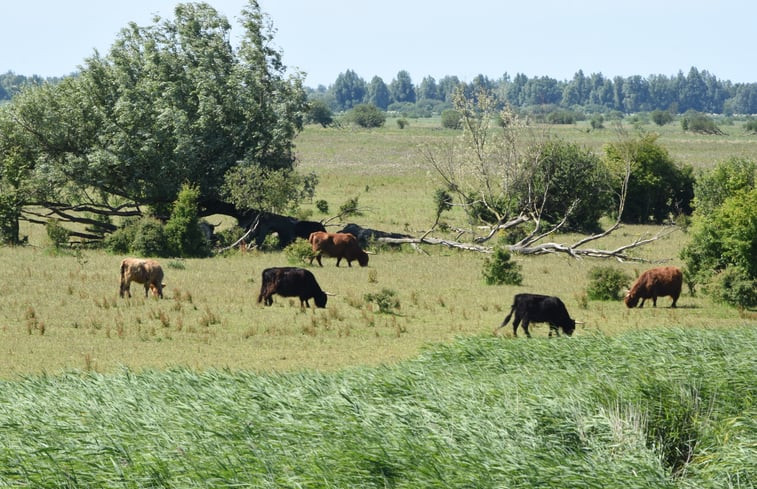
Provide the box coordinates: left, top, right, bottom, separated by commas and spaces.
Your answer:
0, 117, 755, 486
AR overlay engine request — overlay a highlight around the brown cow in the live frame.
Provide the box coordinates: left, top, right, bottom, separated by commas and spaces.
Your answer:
119, 258, 165, 298
308, 231, 369, 267
624, 266, 682, 308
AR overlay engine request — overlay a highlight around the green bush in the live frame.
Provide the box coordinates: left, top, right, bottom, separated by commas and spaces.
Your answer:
284, 238, 314, 265
131, 217, 169, 257
364, 288, 400, 314
440, 109, 462, 129
45, 219, 70, 249
348, 104, 385, 128
164, 183, 210, 258
315, 199, 329, 214
745, 118, 757, 133
482, 246, 523, 286
586, 266, 631, 300
651, 109, 674, 126
706, 266, 757, 309
681, 111, 724, 135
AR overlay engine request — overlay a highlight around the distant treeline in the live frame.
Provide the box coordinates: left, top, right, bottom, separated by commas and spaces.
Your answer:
5, 66, 757, 115
308, 66, 757, 115
0, 71, 66, 102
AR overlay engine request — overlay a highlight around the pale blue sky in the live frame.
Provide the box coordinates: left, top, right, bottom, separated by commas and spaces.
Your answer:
2, 0, 756, 87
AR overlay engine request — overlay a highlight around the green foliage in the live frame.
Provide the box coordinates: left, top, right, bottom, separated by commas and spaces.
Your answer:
315, 199, 329, 214
482, 245, 523, 286
45, 219, 69, 249
681, 188, 757, 306
223, 162, 318, 215
651, 109, 674, 126
706, 267, 757, 309
307, 99, 333, 127
130, 217, 169, 257
396, 118, 408, 129
348, 103, 386, 128
164, 184, 210, 258
533, 139, 613, 232
681, 111, 725, 135
605, 133, 695, 223
214, 225, 246, 249
333, 69, 367, 111
586, 266, 631, 300
546, 109, 581, 124
364, 288, 400, 313
692, 157, 755, 215
284, 238, 314, 265
1, 2, 307, 239
590, 114, 604, 129
440, 109, 462, 129
338, 196, 362, 217
744, 118, 757, 133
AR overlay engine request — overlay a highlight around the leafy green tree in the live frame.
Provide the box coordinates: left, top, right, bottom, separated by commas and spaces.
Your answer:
605, 134, 694, 223
692, 157, 755, 215
440, 109, 462, 129
348, 103, 385, 128
681, 189, 757, 307
333, 69, 366, 110
417, 76, 439, 100
389, 70, 416, 104
367, 76, 390, 110
681, 110, 724, 134
0, 2, 309, 242
531, 139, 613, 232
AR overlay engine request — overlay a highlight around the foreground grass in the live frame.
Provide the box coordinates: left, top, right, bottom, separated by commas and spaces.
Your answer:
1, 327, 754, 487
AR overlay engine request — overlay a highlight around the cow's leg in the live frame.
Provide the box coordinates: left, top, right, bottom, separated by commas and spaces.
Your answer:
120, 281, 131, 298
512, 313, 522, 337
639, 298, 646, 308
652, 296, 657, 307
671, 293, 679, 308
316, 254, 323, 267
335, 257, 342, 267
521, 319, 531, 338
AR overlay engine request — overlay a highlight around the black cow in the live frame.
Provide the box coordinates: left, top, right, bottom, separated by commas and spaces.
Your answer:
257, 267, 328, 308
494, 293, 576, 338
294, 220, 327, 241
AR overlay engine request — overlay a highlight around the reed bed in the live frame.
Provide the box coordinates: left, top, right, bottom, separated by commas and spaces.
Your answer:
1, 327, 754, 487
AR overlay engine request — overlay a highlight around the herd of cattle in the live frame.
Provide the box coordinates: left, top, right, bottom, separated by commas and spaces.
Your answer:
118, 231, 684, 338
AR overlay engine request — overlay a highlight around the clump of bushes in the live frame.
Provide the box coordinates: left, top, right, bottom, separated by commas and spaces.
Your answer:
586, 266, 631, 301
284, 238, 314, 265
441, 109, 462, 129
364, 288, 400, 314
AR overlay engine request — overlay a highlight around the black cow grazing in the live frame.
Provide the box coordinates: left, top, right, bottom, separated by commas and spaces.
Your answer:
494, 293, 577, 338
257, 267, 328, 308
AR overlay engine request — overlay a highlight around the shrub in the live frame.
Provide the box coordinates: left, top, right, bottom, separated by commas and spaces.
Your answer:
46, 219, 70, 249
307, 99, 333, 127
706, 267, 757, 309
349, 104, 385, 128
681, 111, 724, 135
396, 118, 408, 129
315, 199, 329, 214
284, 238, 314, 265
651, 109, 673, 126
364, 288, 400, 314
164, 183, 210, 258
744, 118, 757, 133
338, 196, 362, 217
586, 266, 631, 301
482, 246, 523, 286
440, 109, 462, 129
130, 217, 169, 257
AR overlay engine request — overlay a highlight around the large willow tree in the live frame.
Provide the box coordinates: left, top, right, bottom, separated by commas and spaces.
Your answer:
0, 1, 308, 243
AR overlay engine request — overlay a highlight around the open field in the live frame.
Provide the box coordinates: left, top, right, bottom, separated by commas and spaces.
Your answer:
2, 118, 756, 378
1, 118, 755, 487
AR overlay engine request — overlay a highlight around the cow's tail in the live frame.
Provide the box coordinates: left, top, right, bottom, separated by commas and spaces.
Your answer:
493, 305, 515, 335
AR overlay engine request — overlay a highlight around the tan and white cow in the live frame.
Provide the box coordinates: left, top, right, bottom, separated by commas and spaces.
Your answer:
119, 258, 165, 298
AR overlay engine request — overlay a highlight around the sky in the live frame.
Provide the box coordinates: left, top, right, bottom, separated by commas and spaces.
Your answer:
2, 0, 757, 88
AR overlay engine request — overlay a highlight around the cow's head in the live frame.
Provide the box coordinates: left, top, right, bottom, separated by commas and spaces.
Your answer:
562, 318, 576, 336
624, 291, 639, 308
357, 250, 369, 267
314, 291, 328, 308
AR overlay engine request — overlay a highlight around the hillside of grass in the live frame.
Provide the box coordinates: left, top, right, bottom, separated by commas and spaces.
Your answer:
1, 327, 754, 487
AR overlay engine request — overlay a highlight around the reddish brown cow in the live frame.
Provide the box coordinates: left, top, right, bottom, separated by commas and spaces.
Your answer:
119, 258, 165, 298
308, 231, 369, 267
625, 266, 682, 308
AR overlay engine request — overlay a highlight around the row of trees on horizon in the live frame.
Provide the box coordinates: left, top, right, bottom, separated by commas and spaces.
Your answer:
4, 65, 757, 116
308, 67, 757, 116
